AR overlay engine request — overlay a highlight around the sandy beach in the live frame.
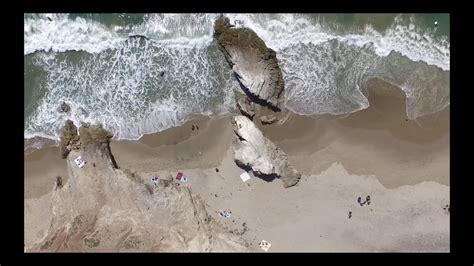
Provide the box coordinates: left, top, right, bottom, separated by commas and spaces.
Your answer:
24, 79, 450, 251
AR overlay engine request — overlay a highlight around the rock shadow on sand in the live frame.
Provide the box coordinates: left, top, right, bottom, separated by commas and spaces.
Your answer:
234, 160, 278, 183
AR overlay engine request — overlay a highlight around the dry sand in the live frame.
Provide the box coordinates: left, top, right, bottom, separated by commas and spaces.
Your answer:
24, 146, 68, 199
24, 80, 449, 251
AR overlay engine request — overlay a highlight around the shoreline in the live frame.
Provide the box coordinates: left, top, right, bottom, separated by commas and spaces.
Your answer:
24, 77, 449, 155
24, 81, 449, 199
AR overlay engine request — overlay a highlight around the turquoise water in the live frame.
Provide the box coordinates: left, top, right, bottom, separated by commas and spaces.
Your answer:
24, 13, 450, 146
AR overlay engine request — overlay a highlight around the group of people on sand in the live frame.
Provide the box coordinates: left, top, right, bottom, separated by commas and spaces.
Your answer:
443, 204, 450, 213
191, 124, 200, 131
349, 195, 372, 219
357, 195, 371, 206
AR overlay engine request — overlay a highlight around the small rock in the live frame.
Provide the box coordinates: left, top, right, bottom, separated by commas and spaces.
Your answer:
260, 114, 279, 125
58, 102, 71, 113
236, 97, 255, 119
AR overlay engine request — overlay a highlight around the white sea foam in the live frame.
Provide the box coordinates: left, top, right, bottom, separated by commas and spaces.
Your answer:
24, 13, 449, 143
24, 13, 217, 55
224, 14, 449, 71
25, 14, 449, 70
24, 36, 238, 142
24, 13, 124, 55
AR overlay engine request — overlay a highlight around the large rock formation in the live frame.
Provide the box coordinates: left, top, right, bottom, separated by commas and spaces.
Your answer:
214, 16, 284, 112
231, 115, 301, 188
260, 114, 279, 125
28, 121, 248, 252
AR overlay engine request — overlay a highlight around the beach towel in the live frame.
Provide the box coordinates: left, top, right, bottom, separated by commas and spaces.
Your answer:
219, 209, 231, 218
176, 172, 183, 180
74, 156, 86, 168
240, 172, 251, 182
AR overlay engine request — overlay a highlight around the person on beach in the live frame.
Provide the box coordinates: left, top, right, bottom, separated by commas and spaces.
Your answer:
192, 125, 195, 131
56, 176, 63, 189
366, 195, 371, 205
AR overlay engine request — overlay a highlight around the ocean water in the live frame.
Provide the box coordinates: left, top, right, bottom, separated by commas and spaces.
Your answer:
24, 13, 450, 149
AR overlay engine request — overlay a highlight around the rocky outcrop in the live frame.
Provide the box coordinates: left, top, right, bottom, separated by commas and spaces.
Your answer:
214, 16, 284, 111
58, 102, 70, 113
59, 121, 117, 167
78, 122, 118, 169
59, 120, 80, 159
236, 97, 255, 120
260, 114, 279, 125
231, 115, 301, 188
28, 121, 249, 252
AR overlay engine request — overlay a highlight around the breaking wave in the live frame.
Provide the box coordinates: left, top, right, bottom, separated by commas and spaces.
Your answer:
24, 13, 450, 145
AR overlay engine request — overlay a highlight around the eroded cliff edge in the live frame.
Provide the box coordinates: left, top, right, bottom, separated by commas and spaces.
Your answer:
28, 120, 248, 252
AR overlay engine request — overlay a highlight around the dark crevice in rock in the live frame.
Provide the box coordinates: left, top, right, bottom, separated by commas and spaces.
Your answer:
234, 160, 253, 173
235, 134, 246, 142
233, 72, 282, 112
108, 146, 119, 169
